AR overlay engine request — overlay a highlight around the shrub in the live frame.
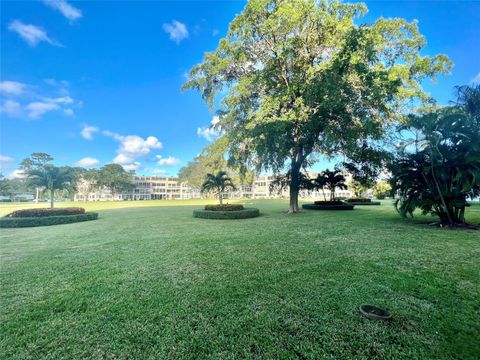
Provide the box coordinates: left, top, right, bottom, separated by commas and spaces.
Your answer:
345, 198, 371, 203
5, 207, 85, 218
313, 201, 344, 206
204, 204, 244, 211
303, 203, 354, 210
0, 212, 98, 228
193, 208, 259, 219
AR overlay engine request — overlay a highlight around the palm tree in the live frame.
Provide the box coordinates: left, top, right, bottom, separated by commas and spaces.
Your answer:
25, 165, 76, 208
201, 171, 236, 204
320, 169, 348, 201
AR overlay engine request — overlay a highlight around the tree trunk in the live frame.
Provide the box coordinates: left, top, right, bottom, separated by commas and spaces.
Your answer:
219, 193, 223, 205
289, 185, 299, 213
288, 163, 301, 213
50, 189, 54, 208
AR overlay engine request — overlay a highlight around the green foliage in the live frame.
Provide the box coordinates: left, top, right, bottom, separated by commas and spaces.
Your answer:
183, 0, 452, 212
200, 171, 236, 204
302, 203, 354, 210
21, 153, 79, 208
390, 85, 480, 226
204, 204, 244, 211
312, 169, 348, 201
373, 181, 392, 199
0, 212, 98, 228
193, 207, 260, 219
0, 174, 12, 196
94, 164, 134, 196
345, 198, 371, 203
5, 207, 85, 218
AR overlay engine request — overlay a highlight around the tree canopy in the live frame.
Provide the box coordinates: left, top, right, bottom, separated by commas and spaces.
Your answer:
183, 0, 452, 212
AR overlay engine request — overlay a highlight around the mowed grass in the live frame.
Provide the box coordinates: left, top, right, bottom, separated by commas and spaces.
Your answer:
1, 200, 479, 359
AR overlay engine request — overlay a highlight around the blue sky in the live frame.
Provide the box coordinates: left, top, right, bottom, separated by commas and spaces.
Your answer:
1, 0, 479, 178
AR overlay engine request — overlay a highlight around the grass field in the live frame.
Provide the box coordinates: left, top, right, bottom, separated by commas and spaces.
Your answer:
1, 200, 479, 359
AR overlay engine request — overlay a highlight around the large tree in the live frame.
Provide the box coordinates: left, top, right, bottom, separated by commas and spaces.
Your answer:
94, 164, 134, 199
183, 0, 452, 212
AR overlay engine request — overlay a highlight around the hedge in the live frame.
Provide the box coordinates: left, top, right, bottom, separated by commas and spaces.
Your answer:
345, 201, 381, 206
0, 212, 98, 228
345, 198, 372, 203
193, 208, 260, 219
313, 200, 344, 206
302, 203, 354, 210
5, 207, 85, 218
204, 204, 244, 211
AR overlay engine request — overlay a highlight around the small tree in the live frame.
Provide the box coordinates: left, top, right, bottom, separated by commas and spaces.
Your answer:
24, 165, 76, 208
0, 174, 12, 198
390, 85, 480, 226
320, 169, 348, 201
373, 181, 391, 199
201, 171, 236, 204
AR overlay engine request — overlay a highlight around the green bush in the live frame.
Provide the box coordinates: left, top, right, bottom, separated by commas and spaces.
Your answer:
302, 203, 354, 210
5, 207, 85, 218
345, 198, 371, 203
204, 204, 244, 211
313, 201, 344, 205
193, 208, 260, 219
0, 212, 98, 228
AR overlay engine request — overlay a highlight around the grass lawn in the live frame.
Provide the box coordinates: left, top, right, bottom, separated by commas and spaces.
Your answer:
1, 200, 479, 359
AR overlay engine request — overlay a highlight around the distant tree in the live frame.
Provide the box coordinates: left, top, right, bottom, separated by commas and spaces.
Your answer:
76, 169, 99, 201
320, 169, 348, 201
179, 153, 255, 190
95, 164, 134, 199
349, 180, 369, 198
0, 174, 12, 197
24, 165, 77, 208
20, 153, 56, 202
373, 181, 392, 200
183, 0, 452, 212
201, 171, 236, 204
390, 85, 480, 227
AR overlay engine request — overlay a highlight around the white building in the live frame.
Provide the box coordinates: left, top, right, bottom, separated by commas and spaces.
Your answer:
75, 173, 353, 201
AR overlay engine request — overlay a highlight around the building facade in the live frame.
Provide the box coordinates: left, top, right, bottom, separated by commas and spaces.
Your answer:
74, 174, 353, 201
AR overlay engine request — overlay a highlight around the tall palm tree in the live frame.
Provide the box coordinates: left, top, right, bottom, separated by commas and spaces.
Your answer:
201, 171, 236, 204
25, 165, 76, 208
321, 169, 348, 201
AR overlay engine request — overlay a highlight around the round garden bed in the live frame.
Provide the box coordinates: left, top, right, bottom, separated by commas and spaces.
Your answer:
193, 204, 260, 219
0, 207, 99, 228
302, 201, 354, 210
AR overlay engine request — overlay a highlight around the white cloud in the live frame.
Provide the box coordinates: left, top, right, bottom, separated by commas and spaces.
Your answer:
0, 100, 22, 117
0, 81, 27, 95
63, 108, 74, 116
156, 155, 180, 166
6, 169, 26, 179
80, 125, 99, 140
0, 155, 15, 164
75, 157, 99, 168
43, 0, 82, 21
152, 169, 168, 175
104, 131, 162, 171
162, 20, 189, 44
25, 101, 60, 119
8, 20, 61, 47
471, 72, 480, 84
197, 115, 223, 142
122, 162, 141, 172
